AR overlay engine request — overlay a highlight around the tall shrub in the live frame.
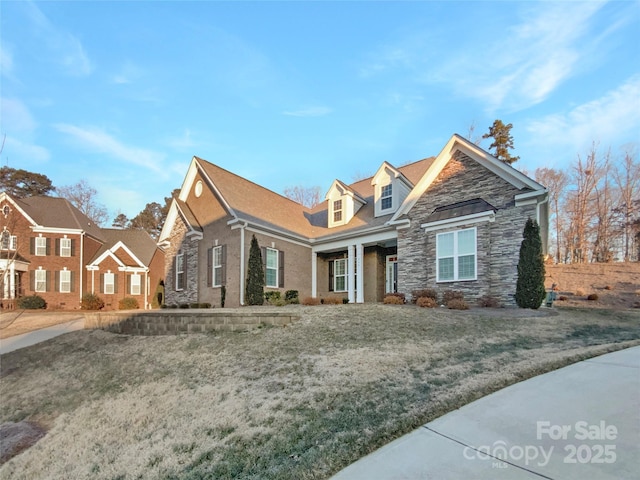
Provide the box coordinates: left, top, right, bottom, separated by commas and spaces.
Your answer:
515, 218, 546, 309
245, 234, 264, 305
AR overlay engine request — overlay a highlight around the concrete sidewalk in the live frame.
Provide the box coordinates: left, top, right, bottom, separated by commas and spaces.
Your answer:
332, 346, 640, 480
0, 318, 85, 355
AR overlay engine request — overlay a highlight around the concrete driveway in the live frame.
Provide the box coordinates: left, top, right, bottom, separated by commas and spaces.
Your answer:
332, 346, 640, 479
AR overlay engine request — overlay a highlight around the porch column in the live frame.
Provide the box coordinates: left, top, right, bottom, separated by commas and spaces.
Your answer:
356, 243, 364, 303
311, 251, 317, 298
347, 244, 355, 303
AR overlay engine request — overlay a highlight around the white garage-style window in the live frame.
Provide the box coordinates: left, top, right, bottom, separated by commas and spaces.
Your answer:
436, 227, 477, 282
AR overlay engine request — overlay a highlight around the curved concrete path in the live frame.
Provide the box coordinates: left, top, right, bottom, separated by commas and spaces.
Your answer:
332, 346, 640, 480
0, 318, 85, 355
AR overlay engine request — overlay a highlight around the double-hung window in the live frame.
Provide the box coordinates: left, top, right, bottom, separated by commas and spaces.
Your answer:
130, 274, 141, 295
60, 269, 71, 293
1, 231, 16, 250
175, 252, 185, 290
212, 246, 223, 287
265, 248, 278, 288
334, 258, 347, 292
35, 236, 47, 256
104, 272, 115, 294
333, 200, 343, 223
381, 184, 393, 210
436, 228, 477, 282
35, 269, 47, 292
60, 238, 72, 257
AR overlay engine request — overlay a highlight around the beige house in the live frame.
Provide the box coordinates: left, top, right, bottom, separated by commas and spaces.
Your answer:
159, 134, 548, 307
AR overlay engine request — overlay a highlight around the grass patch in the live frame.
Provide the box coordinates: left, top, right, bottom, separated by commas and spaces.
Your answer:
1, 305, 639, 478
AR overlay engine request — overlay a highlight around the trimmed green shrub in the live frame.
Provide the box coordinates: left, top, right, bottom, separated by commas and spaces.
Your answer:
587, 293, 599, 301
152, 280, 164, 308
342, 297, 350, 304
17, 295, 47, 310
118, 297, 139, 310
285, 290, 299, 304
179, 303, 190, 309
221, 285, 226, 308
515, 218, 546, 309
264, 291, 281, 302
81, 293, 105, 310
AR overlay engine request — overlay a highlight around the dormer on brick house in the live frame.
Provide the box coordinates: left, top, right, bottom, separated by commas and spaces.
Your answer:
325, 179, 367, 228
371, 161, 414, 217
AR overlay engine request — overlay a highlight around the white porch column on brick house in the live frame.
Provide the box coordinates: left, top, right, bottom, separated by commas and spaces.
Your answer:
311, 251, 317, 298
347, 244, 355, 303
356, 243, 364, 303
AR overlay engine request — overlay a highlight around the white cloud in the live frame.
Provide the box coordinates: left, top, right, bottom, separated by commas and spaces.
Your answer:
0, 45, 13, 77
111, 61, 144, 85
283, 106, 332, 117
54, 124, 166, 175
166, 128, 199, 150
24, 1, 93, 76
525, 75, 640, 152
1, 98, 36, 133
3, 136, 50, 163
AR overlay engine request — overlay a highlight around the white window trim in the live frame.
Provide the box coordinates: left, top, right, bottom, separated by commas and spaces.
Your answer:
35, 236, 47, 256
333, 199, 343, 223
60, 269, 71, 293
35, 269, 46, 292
334, 258, 347, 292
130, 273, 141, 295
212, 246, 223, 287
60, 237, 72, 257
265, 247, 278, 288
436, 227, 477, 282
175, 252, 185, 290
381, 184, 393, 210
104, 272, 115, 295
10, 235, 17, 250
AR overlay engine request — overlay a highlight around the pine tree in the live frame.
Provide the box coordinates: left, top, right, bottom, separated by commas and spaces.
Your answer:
482, 119, 520, 164
515, 218, 547, 309
245, 235, 265, 305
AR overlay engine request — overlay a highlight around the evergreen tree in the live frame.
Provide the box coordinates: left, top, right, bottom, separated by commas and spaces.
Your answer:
482, 119, 520, 164
245, 235, 264, 305
515, 218, 547, 309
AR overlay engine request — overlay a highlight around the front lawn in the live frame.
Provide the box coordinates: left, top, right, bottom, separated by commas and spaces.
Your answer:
1, 305, 638, 479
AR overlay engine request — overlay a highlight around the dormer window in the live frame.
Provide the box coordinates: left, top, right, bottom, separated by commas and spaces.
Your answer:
333, 200, 343, 223
381, 184, 393, 210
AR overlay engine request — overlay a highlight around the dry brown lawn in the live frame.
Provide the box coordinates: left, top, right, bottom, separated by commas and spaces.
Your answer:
0, 311, 85, 339
1, 304, 639, 479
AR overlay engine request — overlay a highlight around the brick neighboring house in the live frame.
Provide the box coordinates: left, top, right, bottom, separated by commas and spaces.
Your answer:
159, 134, 548, 308
0, 192, 164, 310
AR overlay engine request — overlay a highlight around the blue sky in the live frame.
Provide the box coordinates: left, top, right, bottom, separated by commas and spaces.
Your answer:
1, 0, 639, 221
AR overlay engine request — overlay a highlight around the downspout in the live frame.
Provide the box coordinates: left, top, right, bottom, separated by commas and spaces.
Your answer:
145, 269, 149, 310
80, 231, 84, 303
239, 222, 246, 306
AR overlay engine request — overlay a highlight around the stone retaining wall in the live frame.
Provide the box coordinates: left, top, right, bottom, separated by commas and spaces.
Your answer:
85, 310, 300, 335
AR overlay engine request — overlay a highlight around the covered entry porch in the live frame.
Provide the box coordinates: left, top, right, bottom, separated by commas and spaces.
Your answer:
311, 230, 398, 303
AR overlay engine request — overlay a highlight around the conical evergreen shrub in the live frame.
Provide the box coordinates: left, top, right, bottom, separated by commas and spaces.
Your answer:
245, 234, 265, 305
515, 218, 547, 309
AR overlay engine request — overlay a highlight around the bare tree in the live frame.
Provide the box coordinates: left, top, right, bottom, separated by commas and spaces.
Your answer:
612, 149, 640, 261
565, 144, 604, 263
283, 185, 323, 209
465, 120, 483, 145
592, 150, 615, 262
56, 180, 109, 227
535, 167, 568, 263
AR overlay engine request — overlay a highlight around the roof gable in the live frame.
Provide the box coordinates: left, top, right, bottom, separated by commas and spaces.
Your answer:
392, 134, 546, 222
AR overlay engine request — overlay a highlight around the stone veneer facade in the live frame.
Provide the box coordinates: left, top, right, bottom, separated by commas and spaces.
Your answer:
398, 151, 538, 306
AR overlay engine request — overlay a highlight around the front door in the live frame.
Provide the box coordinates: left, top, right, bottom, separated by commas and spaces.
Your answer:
386, 255, 398, 293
